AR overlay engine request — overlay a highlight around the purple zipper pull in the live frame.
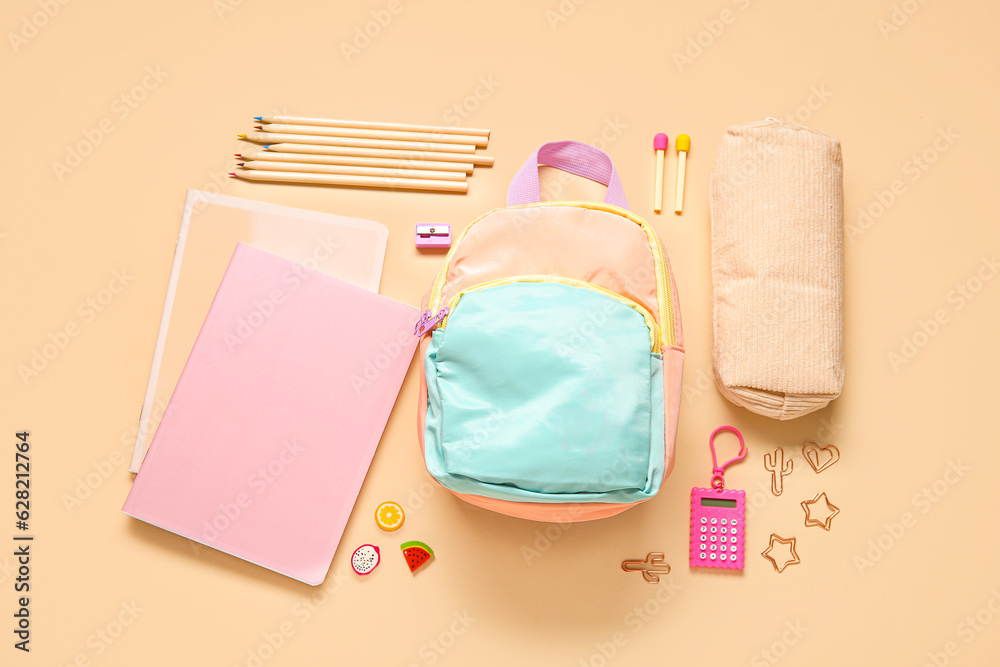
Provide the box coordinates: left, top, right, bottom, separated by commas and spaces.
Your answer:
413, 306, 449, 336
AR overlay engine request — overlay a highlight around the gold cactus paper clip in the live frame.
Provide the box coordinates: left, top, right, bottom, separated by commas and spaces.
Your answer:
622, 552, 671, 583
763, 447, 793, 495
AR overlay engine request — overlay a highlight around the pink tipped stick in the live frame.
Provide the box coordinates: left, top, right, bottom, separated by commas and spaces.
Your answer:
653, 133, 669, 213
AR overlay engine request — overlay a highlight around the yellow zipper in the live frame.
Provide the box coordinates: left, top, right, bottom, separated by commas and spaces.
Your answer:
439, 275, 662, 353
425, 201, 675, 346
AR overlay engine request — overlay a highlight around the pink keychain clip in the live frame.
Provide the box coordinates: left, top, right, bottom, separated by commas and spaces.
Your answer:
690, 426, 748, 570
708, 425, 748, 490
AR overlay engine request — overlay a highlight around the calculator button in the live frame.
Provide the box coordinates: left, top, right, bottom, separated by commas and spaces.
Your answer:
731, 528, 738, 535
700, 544, 706, 551
720, 536, 727, 543
710, 518, 717, 525
720, 519, 727, 526
710, 535, 717, 543
711, 527, 717, 534
730, 545, 737, 552
700, 535, 707, 542
710, 553, 717, 560
700, 517, 707, 524
730, 554, 737, 561
699, 552, 706, 560
710, 544, 717, 551
700, 526, 707, 533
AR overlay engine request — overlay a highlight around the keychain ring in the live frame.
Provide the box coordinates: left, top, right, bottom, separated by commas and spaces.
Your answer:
709, 425, 748, 489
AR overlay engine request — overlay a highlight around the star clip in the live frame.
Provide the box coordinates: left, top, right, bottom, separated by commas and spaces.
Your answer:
801, 492, 840, 531
761, 534, 800, 573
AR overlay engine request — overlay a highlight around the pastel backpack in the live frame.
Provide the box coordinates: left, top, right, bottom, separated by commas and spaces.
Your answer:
415, 141, 684, 522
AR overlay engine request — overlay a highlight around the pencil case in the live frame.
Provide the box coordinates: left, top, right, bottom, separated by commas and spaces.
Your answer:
710, 119, 844, 419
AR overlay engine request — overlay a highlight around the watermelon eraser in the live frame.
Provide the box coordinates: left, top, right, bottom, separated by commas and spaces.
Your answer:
352, 544, 380, 575
401, 540, 434, 573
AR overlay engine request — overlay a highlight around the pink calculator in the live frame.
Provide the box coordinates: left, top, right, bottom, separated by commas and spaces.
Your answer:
689, 487, 746, 570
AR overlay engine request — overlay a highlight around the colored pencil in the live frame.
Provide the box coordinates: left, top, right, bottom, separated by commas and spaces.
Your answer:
238, 160, 467, 182
255, 123, 487, 147
230, 169, 468, 193
235, 149, 474, 173
239, 132, 475, 154
254, 115, 489, 139
261, 143, 494, 167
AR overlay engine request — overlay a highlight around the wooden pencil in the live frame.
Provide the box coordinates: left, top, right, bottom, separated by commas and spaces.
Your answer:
238, 160, 467, 182
254, 115, 489, 139
256, 123, 487, 147
230, 169, 468, 193
239, 132, 475, 154
261, 143, 494, 167
236, 149, 474, 173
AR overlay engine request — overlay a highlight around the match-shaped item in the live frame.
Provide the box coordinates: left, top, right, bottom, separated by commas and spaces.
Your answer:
653, 133, 668, 213
673, 134, 689, 214
710, 119, 844, 419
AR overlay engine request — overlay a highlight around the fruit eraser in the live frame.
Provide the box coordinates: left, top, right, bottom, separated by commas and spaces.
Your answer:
676, 134, 691, 152
352, 544, 380, 575
375, 501, 404, 531
654, 133, 669, 151
401, 541, 434, 573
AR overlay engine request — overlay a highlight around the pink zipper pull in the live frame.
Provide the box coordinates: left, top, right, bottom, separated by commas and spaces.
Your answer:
414, 307, 449, 336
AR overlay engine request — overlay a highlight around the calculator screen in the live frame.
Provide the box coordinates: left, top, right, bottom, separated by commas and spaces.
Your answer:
700, 498, 737, 508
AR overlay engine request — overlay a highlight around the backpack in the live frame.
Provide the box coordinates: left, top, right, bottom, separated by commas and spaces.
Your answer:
415, 141, 684, 522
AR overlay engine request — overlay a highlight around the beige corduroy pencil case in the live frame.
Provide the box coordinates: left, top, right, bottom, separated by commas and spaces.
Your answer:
710, 119, 844, 420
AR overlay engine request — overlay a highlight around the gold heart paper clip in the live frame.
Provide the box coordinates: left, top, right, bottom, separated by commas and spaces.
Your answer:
802, 442, 840, 474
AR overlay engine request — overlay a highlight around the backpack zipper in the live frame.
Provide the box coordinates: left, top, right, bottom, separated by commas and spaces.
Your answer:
438, 275, 662, 353
424, 201, 675, 346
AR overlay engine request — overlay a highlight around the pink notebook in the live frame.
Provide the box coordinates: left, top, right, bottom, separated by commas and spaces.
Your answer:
123, 243, 419, 585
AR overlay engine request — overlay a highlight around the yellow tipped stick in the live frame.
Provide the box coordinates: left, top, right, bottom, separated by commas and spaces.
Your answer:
674, 134, 690, 214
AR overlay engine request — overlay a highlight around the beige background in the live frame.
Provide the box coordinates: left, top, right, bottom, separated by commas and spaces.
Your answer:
3, 0, 999, 665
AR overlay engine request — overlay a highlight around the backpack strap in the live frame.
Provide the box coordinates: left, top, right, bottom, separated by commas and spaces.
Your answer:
506, 140, 630, 210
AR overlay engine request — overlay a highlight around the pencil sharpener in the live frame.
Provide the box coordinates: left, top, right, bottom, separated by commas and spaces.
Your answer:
415, 224, 451, 250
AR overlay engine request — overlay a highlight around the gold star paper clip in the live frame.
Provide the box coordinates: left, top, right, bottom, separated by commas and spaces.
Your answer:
801, 492, 840, 531
761, 534, 800, 573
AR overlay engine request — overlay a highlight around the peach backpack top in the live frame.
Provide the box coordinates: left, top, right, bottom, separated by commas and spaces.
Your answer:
415, 141, 684, 522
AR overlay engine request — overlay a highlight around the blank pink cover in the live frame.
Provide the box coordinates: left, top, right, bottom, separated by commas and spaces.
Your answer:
123, 243, 419, 585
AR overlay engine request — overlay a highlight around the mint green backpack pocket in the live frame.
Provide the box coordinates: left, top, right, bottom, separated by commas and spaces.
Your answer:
423, 276, 665, 504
